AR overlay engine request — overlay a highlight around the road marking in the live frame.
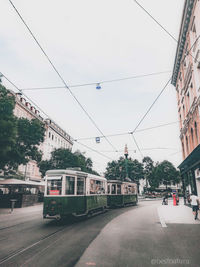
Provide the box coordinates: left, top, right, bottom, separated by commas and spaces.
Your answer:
157, 208, 167, 228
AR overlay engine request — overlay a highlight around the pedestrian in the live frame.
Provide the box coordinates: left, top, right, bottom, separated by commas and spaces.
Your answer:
176, 193, 179, 205
189, 191, 200, 220
162, 193, 168, 205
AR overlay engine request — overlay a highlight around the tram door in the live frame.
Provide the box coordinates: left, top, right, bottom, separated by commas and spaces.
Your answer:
77, 176, 86, 213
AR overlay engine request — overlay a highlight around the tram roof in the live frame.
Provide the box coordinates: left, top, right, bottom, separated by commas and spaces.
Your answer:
107, 180, 137, 186
0, 179, 45, 186
45, 169, 107, 181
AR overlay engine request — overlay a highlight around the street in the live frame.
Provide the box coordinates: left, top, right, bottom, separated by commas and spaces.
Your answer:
0, 200, 200, 267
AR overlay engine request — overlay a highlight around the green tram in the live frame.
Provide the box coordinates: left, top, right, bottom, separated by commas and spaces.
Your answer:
43, 169, 107, 219
107, 180, 138, 207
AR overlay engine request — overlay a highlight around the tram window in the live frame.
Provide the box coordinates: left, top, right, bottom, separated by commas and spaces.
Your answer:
65, 176, 75, 195
117, 185, 121, 195
47, 179, 62, 195
107, 185, 110, 194
131, 186, 135, 194
77, 177, 84, 195
111, 184, 116, 194
90, 180, 105, 194
124, 185, 128, 195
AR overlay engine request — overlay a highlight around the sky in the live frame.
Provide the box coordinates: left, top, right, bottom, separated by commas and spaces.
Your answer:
0, 0, 185, 174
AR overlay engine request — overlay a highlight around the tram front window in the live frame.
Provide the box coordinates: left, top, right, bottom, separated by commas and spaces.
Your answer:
77, 177, 84, 195
47, 179, 62, 195
117, 185, 121, 194
66, 176, 75, 195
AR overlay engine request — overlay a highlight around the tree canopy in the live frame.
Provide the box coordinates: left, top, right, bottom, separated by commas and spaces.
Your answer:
153, 160, 181, 189
39, 148, 99, 177
0, 85, 45, 175
105, 155, 181, 191
105, 157, 143, 184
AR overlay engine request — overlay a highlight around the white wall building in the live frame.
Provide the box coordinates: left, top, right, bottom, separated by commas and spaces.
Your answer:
42, 119, 73, 161
11, 91, 73, 181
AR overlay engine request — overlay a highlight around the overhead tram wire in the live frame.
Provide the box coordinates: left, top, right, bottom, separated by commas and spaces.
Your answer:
2, 73, 51, 119
20, 70, 171, 91
2, 73, 114, 163
74, 120, 181, 141
133, 0, 200, 65
130, 134, 143, 159
74, 141, 113, 161
131, 77, 172, 134
8, 0, 118, 153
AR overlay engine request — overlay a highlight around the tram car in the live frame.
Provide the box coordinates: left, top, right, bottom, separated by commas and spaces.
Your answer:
43, 169, 107, 219
107, 180, 138, 207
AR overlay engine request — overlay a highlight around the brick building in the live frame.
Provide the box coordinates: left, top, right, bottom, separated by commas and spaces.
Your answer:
172, 0, 200, 196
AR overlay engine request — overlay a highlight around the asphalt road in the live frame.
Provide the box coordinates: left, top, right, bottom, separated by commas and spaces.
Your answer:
0, 201, 199, 267
0, 204, 139, 267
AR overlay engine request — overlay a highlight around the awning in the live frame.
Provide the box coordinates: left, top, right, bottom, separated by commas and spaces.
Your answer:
178, 144, 200, 173
0, 179, 45, 186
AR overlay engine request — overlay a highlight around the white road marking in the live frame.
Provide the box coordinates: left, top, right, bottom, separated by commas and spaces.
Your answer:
157, 208, 167, 228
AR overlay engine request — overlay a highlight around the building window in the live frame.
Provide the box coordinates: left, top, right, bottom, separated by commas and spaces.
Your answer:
186, 136, 188, 152
195, 122, 198, 144
182, 142, 185, 158
49, 132, 51, 138
191, 128, 194, 147
183, 105, 186, 118
52, 134, 54, 140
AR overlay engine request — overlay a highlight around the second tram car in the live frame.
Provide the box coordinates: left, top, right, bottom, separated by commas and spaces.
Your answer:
43, 169, 107, 219
107, 180, 138, 207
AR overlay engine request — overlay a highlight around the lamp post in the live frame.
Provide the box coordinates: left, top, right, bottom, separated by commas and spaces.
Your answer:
124, 144, 129, 180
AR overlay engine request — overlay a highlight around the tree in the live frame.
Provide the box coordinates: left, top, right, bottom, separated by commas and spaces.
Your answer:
39, 148, 99, 177
0, 84, 45, 175
0, 84, 17, 170
142, 156, 155, 191
154, 160, 180, 190
105, 157, 144, 184
4, 118, 45, 175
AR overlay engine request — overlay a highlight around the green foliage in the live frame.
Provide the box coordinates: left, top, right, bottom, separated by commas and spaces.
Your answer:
105, 157, 143, 183
154, 160, 181, 189
0, 85, 45, 175
105, 155, 181, 191
0, 85, 17, 169
38, 148, 99, 177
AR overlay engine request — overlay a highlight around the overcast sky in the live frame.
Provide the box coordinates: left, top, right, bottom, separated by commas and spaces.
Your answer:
0, 0, 185, 174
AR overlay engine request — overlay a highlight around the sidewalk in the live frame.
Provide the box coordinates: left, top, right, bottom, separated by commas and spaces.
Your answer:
0, 203, 43, 216
0, 203, 43, 229
157, 199, 200, 225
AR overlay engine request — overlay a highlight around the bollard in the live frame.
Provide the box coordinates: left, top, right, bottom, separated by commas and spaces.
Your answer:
10, 199, 17, 213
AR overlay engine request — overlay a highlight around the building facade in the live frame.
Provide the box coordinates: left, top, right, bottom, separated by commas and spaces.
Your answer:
13, 92, 73, 181
172, 0, 200, 196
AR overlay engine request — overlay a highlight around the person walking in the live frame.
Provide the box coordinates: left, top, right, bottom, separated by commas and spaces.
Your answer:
189, 191, 200, 220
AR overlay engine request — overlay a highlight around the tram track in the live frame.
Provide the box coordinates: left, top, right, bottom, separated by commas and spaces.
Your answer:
0, 223, 71, 266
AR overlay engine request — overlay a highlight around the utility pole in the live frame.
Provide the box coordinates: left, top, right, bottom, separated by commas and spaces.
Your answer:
124, 144, 129, 180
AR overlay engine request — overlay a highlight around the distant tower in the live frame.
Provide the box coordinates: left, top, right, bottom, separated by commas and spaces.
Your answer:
124, 144, 128, 159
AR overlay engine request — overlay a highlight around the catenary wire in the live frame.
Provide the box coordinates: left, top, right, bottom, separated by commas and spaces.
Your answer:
8, 0, 118, 153
2, 73, 114, 162
20, 70, 171, 91
131, 77, 172, 133
130, 133, 143, 159
133, 0, 200, 64
74, 120, 181, 141
2, 73, 51, 119
74, 141, 113, 161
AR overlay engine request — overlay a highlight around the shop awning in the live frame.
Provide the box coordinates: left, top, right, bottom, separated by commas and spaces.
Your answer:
178, 144, 200, 173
